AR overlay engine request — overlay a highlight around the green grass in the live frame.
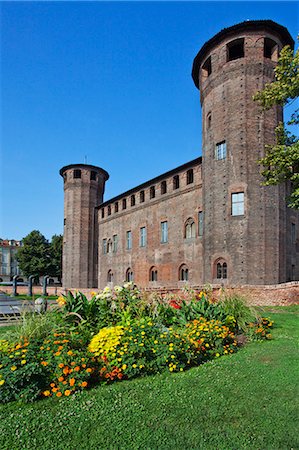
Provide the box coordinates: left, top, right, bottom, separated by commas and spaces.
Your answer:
10, 294, 59, 301
0, 308, 298, 450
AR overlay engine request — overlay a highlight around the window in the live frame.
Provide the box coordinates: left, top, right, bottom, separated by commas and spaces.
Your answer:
73, 169, 81, 179
202, 56, 212, 79
207, 112, 212, 129
161, 221, 168, 243
108, 205, 111, 216
185, 218, 196, 239
107, 270, 113, 283
90, 171, 97, 181
150, 186, 155, 199
114, 202, 119, 213
291, 223, 296, 244
150, 267, 158, 282
140, 190, 145, 203
179, 264, 189, 281
264, 38, 278, 61
122, 198, 127, 210
186, 169, 194, 185
126, 268, 133, 282
64, 218, 66, 226
216, 261, 227, 279
215, 141, 226, 160
131, 195, 136, 207
232, 192, 244, 216
107, 239, 113, 253
126, 231, 132, 250
101, 208, 105, 219
173, 175, 180, 190
113, 235, 118, 252
161, 180, 167, 195
198, 211, 204, 237
227, 38, 244, 61
140, 227, 147, 247
102, 239, 107, 254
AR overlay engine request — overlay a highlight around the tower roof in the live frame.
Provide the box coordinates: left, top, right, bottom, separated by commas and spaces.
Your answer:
192, 20, 294, 89
59, 163, 109, 181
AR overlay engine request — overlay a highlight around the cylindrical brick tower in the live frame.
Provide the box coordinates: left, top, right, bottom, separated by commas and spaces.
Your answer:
59, 164, 109, 288
192, 20, 294, 285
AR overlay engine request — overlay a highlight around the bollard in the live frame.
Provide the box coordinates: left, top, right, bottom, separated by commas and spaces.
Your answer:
42, 275, 49, 297
28, 275, 35, 297
12, 275, 19, 297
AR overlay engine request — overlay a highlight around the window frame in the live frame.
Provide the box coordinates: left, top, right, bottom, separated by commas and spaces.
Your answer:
231, 192, 245, 216
161, 221, 168, 244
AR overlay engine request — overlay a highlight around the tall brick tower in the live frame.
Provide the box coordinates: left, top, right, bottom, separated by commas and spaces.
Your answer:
192, 20, 295, 285
60, 164, 109, 288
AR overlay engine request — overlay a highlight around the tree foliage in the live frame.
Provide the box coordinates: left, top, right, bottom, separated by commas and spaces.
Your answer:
253, 44, 299, 209
17, 231, 62, 280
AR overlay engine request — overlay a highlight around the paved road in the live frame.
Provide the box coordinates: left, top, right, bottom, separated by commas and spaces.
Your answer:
0, 292, 33, 317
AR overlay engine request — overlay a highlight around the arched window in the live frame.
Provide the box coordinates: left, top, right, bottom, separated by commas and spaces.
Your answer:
179, 264, 189, 281
227, 38, 244, 61
149, 267, 158, 282
215, 259, 228, 279
264, 38, 278, 61
126, 268, 133, 282
107, 270, 113, 283
185, 218, 196, 239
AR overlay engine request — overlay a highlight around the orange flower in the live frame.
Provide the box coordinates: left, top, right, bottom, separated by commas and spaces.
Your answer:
86, 368, 92, 373
74, 366, 80, 372
52, 387, 58, 393
82, 364, 86, 368
67, 350, 73, 356
64, 390, 71, 396
41, 361, 48, 366
69, 378, 75, 386
58, 376, 64, 382
50, 383, 55, 388
81, 381, 88, 388
56, 392, 62, 397
63, 367, 69, 375
62, 381, 67, 385
43, 390, 51, 397
71, 362, 76, 366
59, 363, 64, 368
55, 352, 61, 356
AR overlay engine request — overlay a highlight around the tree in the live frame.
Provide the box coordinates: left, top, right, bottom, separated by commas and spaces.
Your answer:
253, 44, 299, 209
17, 230, 51, 279
49, 234, 63, 281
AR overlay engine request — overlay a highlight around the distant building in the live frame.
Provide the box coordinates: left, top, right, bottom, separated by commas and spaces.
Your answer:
60, 20, 298, 289
0, 239, 23, 282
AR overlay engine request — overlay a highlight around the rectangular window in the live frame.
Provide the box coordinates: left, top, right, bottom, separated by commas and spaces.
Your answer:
140, 190, 145, 203
161, 221, 168, 243
131, 195, 135, 206
126, 231, 132, 250
113, 235, 118, 252
140, 227, 147, 247
232, 192, 244, 216
101, 208, 105, 219
122, 198, 127, 210
150, 186, 155, 199
73, 169, 81, 179
108, 205, 111, 216
102, 239, 107, 254
291, 223, 296, 244
161, 180, 167, 195
115, 202, 119, 213
186, 169, 194, 185
90, 171, 97, 181
198, 211, 204, 236
215, 141, 226, 160
173, 175, 180, 190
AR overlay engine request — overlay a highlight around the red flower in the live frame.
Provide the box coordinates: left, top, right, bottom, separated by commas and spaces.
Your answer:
169, 300, 181, 310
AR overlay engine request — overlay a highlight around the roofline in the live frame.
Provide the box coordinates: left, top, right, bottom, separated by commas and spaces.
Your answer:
97, 157, 202, 208
59, 164, 109, 181
192, 20, 294, 89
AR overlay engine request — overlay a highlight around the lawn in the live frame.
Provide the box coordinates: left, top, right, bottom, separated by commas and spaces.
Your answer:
0, 307, 298, 450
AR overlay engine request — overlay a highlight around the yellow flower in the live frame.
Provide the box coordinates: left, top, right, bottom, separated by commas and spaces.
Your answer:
0, 380, 5, 385
132, 364, 137, 369
21, 360, 26, 365
122, 364, 127, 370
43, 390, 51, 397
11, 366, 17, 371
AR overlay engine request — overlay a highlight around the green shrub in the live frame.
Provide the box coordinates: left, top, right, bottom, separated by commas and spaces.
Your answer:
218, 294, 257, 332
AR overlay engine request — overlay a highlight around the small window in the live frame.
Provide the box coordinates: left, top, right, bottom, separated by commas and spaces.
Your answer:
131, 195, 136, 207
150, 186, 155, 199
126, 268, 133, 282
90, 171, 97, 181
173, 175, 180, 190
161, 180, 167, 195
161, 221, 168, 243
122, 198, 127, 210
227, 38, 244, 62
232, 192, 244, 216
207, 112, 212, 129
198, 211, 203, 237
113, 235, 118, 252
264, 38, 278, 61
140, 190, 145, 203
64, 218, 66, 226
108, 205, 111, 216
186, 169, 194, 185
202, 56, 212, 79
150, 267, 158, 282
101, 208, 105, 219
216, 260, 227, 279
115, 202, 119, 213
215, 141, 226, 160
102, 239, 107, 254
179, 264, 189, 281
140, 227, 147, 247
291, 223, 296, 244
73, 169, 81, 179
185, 218, 196, 239
107, 239, 113, 253
107, 270, 113, 283
126, 231, 132, 250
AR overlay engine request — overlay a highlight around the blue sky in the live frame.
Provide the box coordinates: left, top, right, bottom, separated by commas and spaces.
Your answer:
1, 1, 298, 240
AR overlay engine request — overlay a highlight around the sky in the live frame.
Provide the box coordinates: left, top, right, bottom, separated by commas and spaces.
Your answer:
1, 1, 298, 241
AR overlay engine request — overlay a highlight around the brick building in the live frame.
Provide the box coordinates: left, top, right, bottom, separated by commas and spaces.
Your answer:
60, 20, 299, 290
0, 239, 23, 282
